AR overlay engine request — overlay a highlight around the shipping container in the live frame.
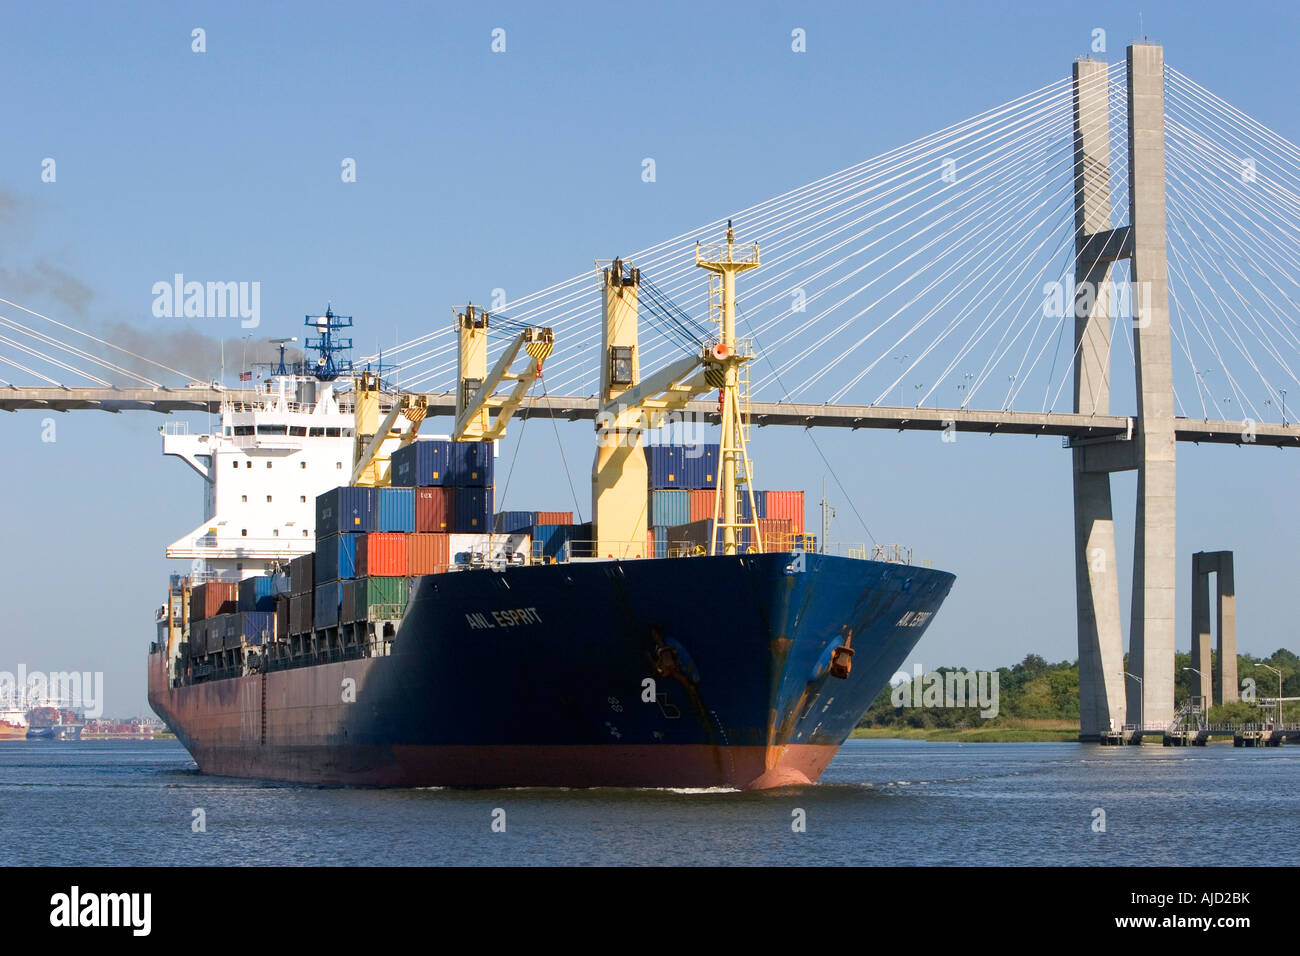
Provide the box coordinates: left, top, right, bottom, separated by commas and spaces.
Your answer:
647, 443, 719, 489
414, 486, 453, 532
376, 487, 416, 532
662, 518, 751, 554
314, 580, 341, 629
289, 553, 315, 596
449, 532, 531, 566
289, 592, 314, 635
686, 489, 714, 523
451, 442, 494, 487
353, 576, 409, 621
275, 593, 289, 642
452, 486, 493, 533
356, 532, 409, 577
535, 511, 573, 526
237, 611, 275, 646
187, 621, 206, 657
530, 524, 573, 560
341, 576, 358, 624
756, 517, 795, 552
407, 533, 451, 575
237, 574, 282, 612
653, 489, 692, 526
494, 510, 536, 534
763, 490, 805, 534
315, 532, 360, 583
315, 486, 377, 536
190, 582, 237, 622
391, 440, 496, 487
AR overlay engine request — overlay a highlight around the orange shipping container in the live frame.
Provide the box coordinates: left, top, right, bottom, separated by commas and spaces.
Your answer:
407, 533, 451, 575
535, 511, 574, 526
757, 517, 795, 552
763, 491, 804, 534
415, 487, 452, 532
357, 533, 409, 577
688, 489, 715, 522
190, 582, 237, 622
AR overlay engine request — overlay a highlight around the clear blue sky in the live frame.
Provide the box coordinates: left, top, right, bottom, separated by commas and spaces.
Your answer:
1, 1, 1296, 714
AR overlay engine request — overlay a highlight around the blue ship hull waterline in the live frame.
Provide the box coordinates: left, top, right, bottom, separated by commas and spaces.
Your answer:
149, 552, 954, 789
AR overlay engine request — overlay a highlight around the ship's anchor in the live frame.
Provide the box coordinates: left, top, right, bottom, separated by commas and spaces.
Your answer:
829, 626, 854, 679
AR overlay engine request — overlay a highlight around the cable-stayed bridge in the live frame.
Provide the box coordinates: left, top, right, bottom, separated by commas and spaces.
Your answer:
2, 44, 1298, 736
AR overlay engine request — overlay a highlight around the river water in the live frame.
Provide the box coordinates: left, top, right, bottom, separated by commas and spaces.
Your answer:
1, 739, 1293, 866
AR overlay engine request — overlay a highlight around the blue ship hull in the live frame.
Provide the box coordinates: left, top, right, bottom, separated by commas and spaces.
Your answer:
150, 552, 954, 789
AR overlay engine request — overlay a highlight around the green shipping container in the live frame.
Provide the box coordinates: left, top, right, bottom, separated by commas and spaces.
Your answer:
353, 576, 409, 622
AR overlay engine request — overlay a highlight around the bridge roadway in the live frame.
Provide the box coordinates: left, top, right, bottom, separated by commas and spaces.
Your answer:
2, 385, 1298, 447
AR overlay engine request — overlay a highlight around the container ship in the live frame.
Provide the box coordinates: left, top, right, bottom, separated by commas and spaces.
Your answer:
148, 229, 955, 789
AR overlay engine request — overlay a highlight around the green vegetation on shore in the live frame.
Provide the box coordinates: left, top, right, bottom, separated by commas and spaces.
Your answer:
855, 648, 1298, 741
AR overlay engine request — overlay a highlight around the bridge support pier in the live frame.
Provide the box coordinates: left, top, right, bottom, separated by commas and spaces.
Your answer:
1070, 45, 1177, 735
1069, 58, 1127, 739
1192, 550, 1237, 705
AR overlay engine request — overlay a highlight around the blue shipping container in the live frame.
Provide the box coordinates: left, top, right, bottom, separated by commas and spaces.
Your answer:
238, 611, 275, 646
531, 524, 574, 559
495, 510, 537, 533
650, 489, 690, 527
452, 486, 493, 533
237, 575, 282, 612
653, 525, 669, 559
315, 533, 360, 582
451, 442, 494, 487
390, 440, 495, 487
313, 581, 341, 628
377, 487, 416, 532
647, 444, 719, 489
739, 490, 767, 521
315, 486, 377, 536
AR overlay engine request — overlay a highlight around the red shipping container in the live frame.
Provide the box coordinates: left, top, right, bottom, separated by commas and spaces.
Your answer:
535, 511, 574, 526
407, 533, 450, 575
357, 533, 409, 577
415, 487, 452, 532
190, 582, 237, 622
757, 517, 795, 552
763, 491, 804, 534
688, 489, 715, 522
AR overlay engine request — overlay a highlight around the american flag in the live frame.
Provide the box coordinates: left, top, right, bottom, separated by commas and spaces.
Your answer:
238, 371, 252, 381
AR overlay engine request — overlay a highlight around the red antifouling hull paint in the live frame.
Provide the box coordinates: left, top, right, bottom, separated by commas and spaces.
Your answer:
415, 487, 451, 532
407, 533, 450, 575
357, 533, 409, 577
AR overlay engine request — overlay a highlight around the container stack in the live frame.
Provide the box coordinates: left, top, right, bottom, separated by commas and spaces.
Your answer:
646, 443, 806, 555
187, 579, 280, 656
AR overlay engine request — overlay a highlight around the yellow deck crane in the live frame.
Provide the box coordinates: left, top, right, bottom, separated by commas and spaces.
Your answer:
592, 224, 763, 558
349, 306, 554, 486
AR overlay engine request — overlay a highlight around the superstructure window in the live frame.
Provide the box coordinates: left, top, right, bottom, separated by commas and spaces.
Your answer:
241, 495, 247, 502
266, 496, 272, 503
246, 461, 252, 468
257, 425, 288, 435
231, 461, 238, 469
300, 462, 307, 469
266, 461, 272, 469
309, 428, 324, 437
241, 529, 247, 537
325, 427, 341, 437
289, 426, 307, 437
300, 496, 306, 503
234, 425, 255, 436
336, 462, 343, 469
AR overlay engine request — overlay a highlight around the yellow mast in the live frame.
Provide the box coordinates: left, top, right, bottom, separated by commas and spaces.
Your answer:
696, 222, 761, 555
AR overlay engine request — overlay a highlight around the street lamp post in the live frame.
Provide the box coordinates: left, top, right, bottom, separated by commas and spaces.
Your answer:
1125, 672, 1144, 732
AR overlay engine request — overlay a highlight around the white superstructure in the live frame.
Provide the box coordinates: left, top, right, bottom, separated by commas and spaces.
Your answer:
162, 374, 367, 583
